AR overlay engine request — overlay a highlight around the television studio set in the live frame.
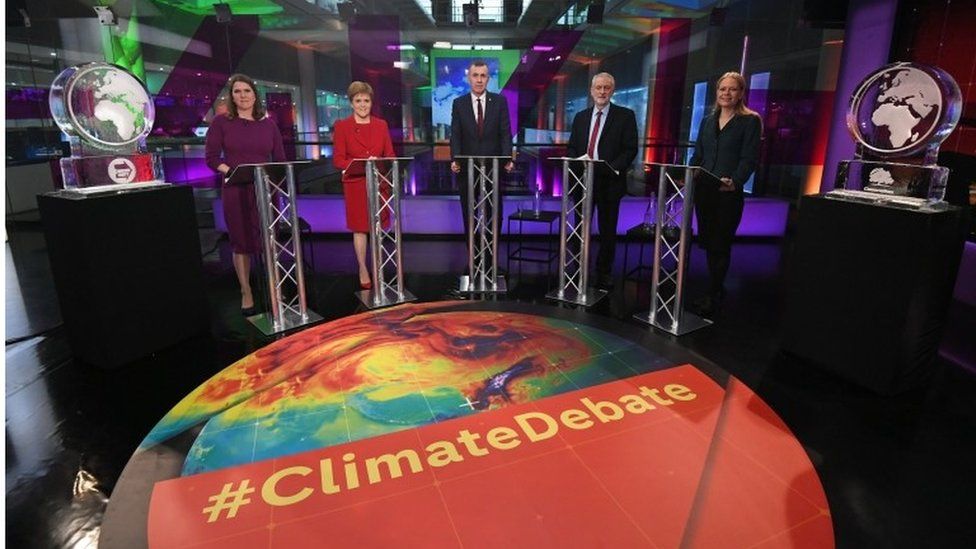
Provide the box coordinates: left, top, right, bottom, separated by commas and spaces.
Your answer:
5, 0, 975, 547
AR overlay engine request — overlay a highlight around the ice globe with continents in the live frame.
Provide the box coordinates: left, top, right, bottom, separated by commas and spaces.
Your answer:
50, 62, 154, 149
848, 62, 961, 157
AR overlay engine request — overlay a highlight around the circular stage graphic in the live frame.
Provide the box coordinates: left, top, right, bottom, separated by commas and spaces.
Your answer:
101, 302, 833, 548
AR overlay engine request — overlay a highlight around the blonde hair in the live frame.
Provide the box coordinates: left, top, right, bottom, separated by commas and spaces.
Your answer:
712, 71, 759, 117
347, 81, 373, 101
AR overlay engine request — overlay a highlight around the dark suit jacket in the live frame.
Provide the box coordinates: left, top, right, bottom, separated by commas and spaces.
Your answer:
689, 112, 762, 192
450, 92, 512, 160
566, 102, 639, 189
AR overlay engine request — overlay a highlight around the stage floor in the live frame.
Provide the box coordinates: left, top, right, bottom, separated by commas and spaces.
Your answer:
102, 301, 832, 547
6, 228, 976, 548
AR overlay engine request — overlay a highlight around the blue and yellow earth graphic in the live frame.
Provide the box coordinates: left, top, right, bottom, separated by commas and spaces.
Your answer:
140, 302, 676, 475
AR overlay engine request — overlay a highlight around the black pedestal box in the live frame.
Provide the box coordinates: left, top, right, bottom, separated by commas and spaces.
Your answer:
38, 185, 209, 368
781, 195, 968, 395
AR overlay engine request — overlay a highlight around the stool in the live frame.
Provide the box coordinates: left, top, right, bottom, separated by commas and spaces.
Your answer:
507, 209, 560, 277
623, 222, 655, 283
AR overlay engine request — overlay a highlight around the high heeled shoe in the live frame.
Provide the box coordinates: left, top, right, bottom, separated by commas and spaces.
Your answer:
359, 280, 372, 290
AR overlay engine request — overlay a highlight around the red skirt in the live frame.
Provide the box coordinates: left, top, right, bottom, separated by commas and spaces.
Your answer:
342, 176, 390, 232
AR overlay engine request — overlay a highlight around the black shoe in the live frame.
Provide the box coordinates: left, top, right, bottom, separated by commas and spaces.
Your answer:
241, 306, 258, 317
690, 294, 721, 318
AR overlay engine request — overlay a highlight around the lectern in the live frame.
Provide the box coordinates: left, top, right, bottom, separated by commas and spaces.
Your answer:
456, 155, 510, 293
545, 156, 609, 307
350, 157, 416, 309
633, 162, 718, 335
227, 161, 322, 335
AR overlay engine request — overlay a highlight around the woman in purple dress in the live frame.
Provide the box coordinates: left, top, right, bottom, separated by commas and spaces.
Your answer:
205, 74, 286, 315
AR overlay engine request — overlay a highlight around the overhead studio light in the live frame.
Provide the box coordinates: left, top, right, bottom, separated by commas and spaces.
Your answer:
93, 6, 117, 26
214, 3, 232, 24
462, 3, 478, 27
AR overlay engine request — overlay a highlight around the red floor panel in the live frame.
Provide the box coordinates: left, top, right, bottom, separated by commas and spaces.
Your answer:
147, 366, 832, 548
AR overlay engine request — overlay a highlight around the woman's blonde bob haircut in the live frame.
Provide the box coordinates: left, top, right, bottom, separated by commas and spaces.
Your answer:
347, 81, 374, 101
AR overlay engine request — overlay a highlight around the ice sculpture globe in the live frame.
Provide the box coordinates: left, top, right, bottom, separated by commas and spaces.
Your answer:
847, 62, 961, 158
830, 62, 962, 209
49, 62, 165, 193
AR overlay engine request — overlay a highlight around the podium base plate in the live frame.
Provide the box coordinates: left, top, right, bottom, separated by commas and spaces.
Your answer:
545, 288, 608, 307
355, 288, 417, 310
632, 310, 712, 336
457, 275, 507, 294
247, 309, 324, 336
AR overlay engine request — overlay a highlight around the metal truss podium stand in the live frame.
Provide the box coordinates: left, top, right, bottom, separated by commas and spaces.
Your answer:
633, 162, 716, 335
457, 155, 509, 294
545, 157, 607, 307
352, 157, 416, 309
229, 161, 322, 335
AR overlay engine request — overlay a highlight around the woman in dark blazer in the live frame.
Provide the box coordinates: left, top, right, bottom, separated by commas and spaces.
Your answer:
332, 81, 395, 289
689, 71, 762, 316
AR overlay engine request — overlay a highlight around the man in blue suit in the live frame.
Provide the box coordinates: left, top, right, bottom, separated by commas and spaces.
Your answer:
450, 60, 513, 242
565, 72, 638, 289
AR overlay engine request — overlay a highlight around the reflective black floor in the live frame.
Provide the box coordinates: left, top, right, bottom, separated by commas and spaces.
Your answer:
5, 221, 976, 548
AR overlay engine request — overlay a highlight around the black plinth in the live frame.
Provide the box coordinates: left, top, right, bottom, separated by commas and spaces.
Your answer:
781, 195, 968, 395
38, 185, 209, 368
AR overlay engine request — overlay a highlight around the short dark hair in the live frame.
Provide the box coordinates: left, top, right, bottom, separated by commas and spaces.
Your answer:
468, 59, 488, 70
225, 73, 266, 120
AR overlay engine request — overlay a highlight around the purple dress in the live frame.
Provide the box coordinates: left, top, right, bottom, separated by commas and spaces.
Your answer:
205, 114, 286, 254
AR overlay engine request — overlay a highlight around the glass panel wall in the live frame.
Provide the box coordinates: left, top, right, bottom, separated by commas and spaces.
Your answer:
16, 0, 970, 215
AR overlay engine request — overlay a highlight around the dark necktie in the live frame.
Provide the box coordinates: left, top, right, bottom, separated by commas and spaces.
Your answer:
477, 97, 484, 137
587, 109, 603, 158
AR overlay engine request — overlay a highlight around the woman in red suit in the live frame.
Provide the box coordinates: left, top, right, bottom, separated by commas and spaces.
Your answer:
332, 81, 395, 289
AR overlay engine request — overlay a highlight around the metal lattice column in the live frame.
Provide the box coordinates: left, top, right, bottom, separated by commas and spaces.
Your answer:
251, 163, 322, 335
546, 157, 607, 306
357, 157, 416, 309
633, 164, 711, 335
458, 155, 508, 293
